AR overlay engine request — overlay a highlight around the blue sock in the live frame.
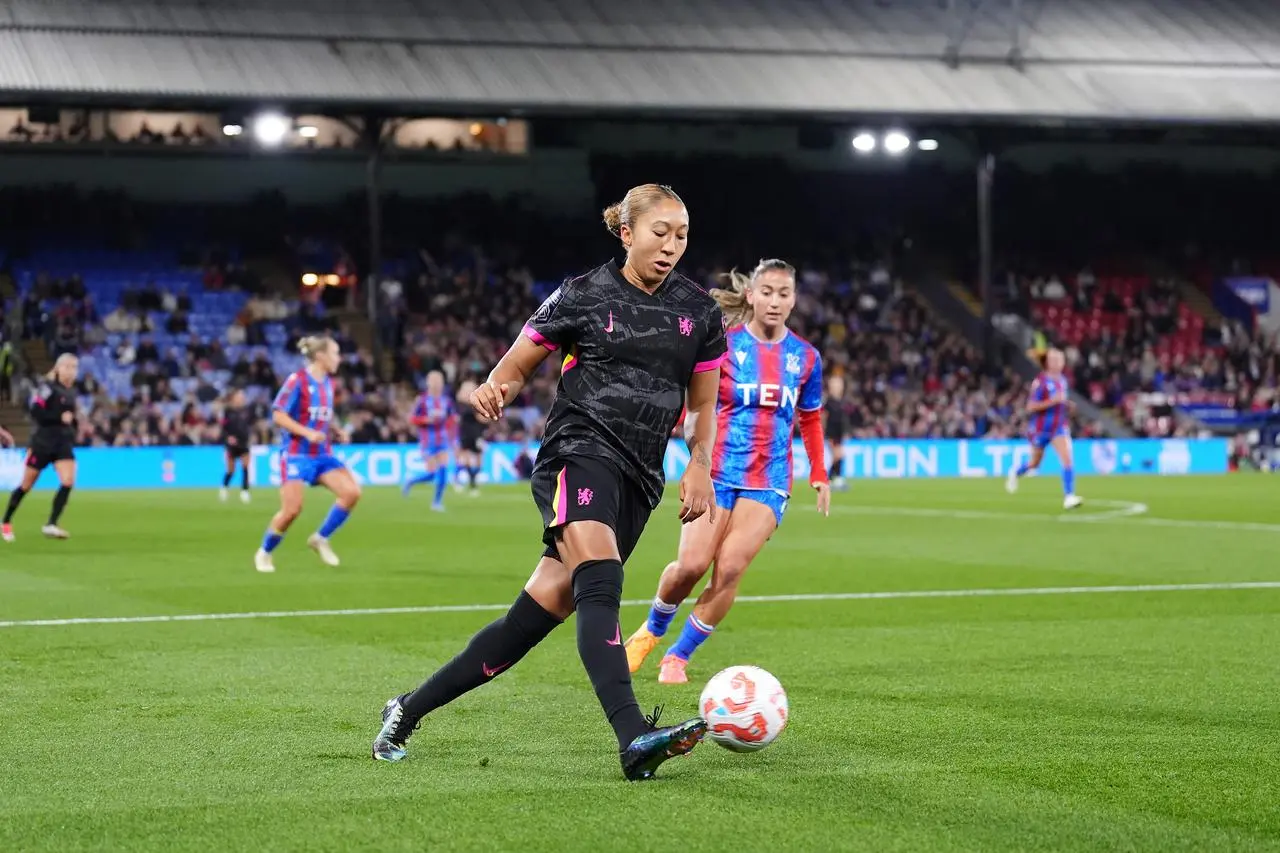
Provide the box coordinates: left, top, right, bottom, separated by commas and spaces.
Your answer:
404, 472, 433, 492
668, 614, 715, 661
261, 528, 284, 553
1062, 467, 1075, 496
646, 598, 679, 637
317, 504, 350, 539
1015, 462, 1030, 477
433, 468, 448, 505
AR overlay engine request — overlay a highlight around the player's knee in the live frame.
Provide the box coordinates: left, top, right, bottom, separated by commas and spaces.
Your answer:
670, 557, 711, 586
712, 553, 752, 589
339, 483, 361, 508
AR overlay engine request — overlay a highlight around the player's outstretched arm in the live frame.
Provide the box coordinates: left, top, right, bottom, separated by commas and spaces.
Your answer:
472, 335, 552, 422
679, 367, 719, 523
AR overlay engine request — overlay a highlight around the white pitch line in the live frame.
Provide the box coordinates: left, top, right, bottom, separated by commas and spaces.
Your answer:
3, 581, 1279, 630
833, 503, 1280, 532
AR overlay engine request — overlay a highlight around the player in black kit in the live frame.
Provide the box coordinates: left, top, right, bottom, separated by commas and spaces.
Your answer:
220, 388, 254, 504
453, 377, 484, 496
2, 354, 80, 542
824, 374, 849, 490
373, 184, 728, 781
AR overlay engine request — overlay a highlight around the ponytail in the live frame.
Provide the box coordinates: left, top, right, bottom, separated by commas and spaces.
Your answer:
709, 258, 797, 329
711, 269, 753, 328
298, 335, 334, 362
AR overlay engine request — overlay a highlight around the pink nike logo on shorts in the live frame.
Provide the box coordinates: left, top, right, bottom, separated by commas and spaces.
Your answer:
605, 624, 622, 646
482, 661, 512, 678
605, 311, 614, 333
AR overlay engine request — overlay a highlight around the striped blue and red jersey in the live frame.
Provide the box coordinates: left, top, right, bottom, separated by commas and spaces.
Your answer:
272, 369, 335, 456
712, 326, 824, 494
412, 393, 454, 449
1028, 372, 1070, 437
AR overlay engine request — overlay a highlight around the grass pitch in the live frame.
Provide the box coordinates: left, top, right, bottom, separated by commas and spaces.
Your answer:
2, 475, 1279, 852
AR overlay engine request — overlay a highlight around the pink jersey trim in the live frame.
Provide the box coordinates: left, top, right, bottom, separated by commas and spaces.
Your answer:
693, 353, 726, 373
521, 324, 557, 351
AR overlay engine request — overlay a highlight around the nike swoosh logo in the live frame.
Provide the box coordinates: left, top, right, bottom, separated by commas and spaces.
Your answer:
605, 311, 614, 333
605, 624, 622, 646
482, 661, 511, 678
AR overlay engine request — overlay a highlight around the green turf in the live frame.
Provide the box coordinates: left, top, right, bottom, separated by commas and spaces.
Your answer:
2, 475, 1279, 852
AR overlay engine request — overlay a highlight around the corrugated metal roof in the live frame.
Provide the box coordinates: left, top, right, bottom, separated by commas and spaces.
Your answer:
2, 0, 1279, 118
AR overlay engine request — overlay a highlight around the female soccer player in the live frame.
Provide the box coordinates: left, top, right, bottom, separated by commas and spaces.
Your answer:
253, 335, 361, 573
402, 370, 453, 510
373, 183, 727, 781
453, 376, 484, 496
1005, 347, 1083, 509
624, 259, 831, 684
824, 374, 849, 490
2, 353, 80, 542
219, 388, 253, 504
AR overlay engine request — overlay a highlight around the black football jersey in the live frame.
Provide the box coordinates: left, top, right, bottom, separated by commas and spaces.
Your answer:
523, 261, 727, 509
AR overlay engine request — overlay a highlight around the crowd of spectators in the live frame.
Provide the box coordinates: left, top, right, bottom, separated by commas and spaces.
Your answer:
7, 245, 1100, 449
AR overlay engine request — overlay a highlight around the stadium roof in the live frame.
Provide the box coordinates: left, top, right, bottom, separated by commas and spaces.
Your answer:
3, 0, 1280, 121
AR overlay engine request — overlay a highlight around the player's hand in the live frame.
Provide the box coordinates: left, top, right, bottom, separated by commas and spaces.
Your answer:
305, 428, 327, 444
227, 436, 238, 446
0, 428, 11, 448
678, 465, 716, 524
61, 411, 74, 424
814, 481, 831, 517
472, 381, 509, 423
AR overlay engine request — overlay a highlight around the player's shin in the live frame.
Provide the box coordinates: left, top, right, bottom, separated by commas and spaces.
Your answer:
400, 591, 561, 719
48, 486, 72, 526
1062, 467, 1076, 496
4, 487, 27, 524
573, 559, 649, 748
316, 504, 350, 539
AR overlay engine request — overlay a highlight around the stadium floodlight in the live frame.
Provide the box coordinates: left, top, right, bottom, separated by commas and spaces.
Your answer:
221, 124, 243, 137
851, 132, 877, 153
917, 138, 939, 151
301, 273, 320, 287
883, 131, 911, 155
297, 125, 319, 139
252, 113, 290, 146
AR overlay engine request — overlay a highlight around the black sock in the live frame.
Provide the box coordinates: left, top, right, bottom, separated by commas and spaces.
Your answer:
401, 591, 561, 720
572, 559, 648, 749
49, 486, 71, 526
223, 471, 234, 487
468, 467, 478, 487
241, 466, 250, 492
828, 460, 840, 479
4, 487, 27, 524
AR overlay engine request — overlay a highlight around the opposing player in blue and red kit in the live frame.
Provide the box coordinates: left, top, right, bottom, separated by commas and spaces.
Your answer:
1006, 347, 1084, 509
402, 370, 454, 511
254, 335, 362, 573
626, 259, 831, 684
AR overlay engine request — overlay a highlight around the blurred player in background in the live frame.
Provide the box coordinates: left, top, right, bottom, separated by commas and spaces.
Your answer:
372, 183, 724, 781
453, 377, 484, 496
402, 370, 453, 511
625, 259, 830, 683
0, 424, 12, 446
1006, 347, 1083, 509
219, 388, 253, 504
2, 354, 80, 542
824, 373, 849, 490
254, 335, 361, 573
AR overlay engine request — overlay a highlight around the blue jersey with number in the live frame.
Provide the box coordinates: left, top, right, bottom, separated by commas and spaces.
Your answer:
272, 369, 335, 456
712, 326, 823, 495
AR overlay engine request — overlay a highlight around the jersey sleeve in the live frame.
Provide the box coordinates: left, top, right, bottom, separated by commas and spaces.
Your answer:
693, 306, 728, 373
522, 282, 581, 352
29, 383, 63, 426
272, 374, 301, 418
798, 350, 824, 412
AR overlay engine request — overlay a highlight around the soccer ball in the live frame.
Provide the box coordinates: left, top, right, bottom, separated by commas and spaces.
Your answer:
698, 665, 789, 752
